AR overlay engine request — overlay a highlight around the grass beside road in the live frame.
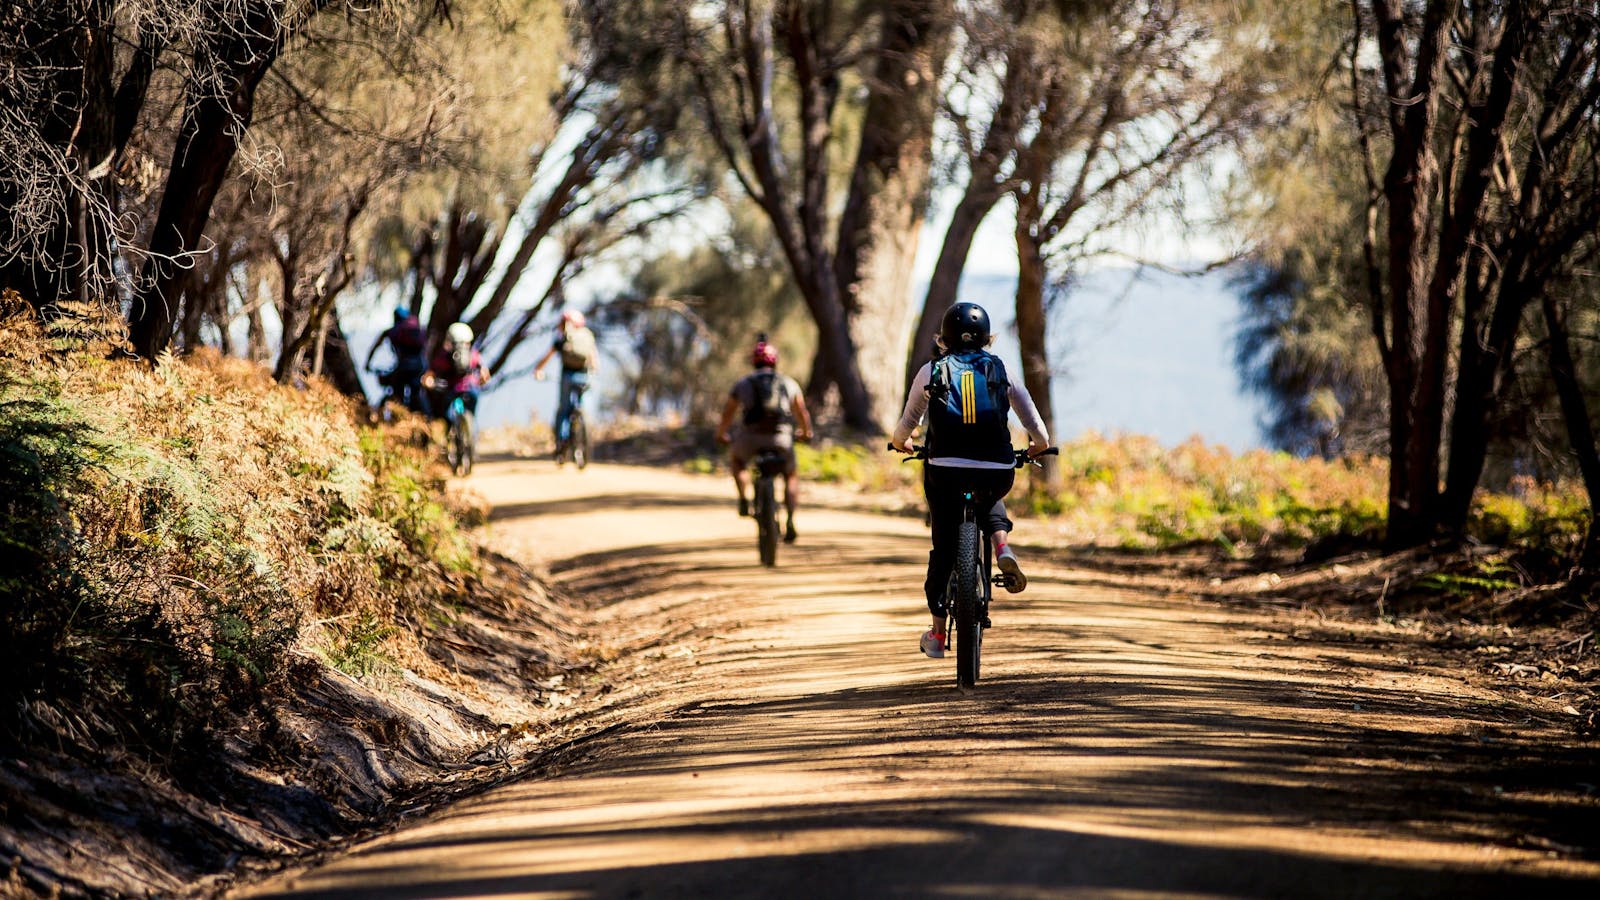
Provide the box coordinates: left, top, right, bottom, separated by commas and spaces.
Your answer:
0, 312, 480, 765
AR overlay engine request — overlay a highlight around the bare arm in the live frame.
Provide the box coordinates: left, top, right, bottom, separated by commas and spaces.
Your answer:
1008, 381, 1051, 450
364, 331, 387, 369
532, 345, 558, 378
791, 392, 813, 441
716, 395, 740, 443
891, 364, 933, 449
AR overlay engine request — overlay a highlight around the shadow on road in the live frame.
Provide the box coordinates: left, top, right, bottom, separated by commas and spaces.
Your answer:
250, 472, 1600, 899
256, 657, 1600, 897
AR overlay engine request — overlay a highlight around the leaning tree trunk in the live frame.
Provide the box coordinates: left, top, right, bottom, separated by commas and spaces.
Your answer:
1013, 220, 1060, 492
128, 9, 281, 360
904, 35, 1033, 394
906, 190, 1005, 394
317, 307, 368, 401
825, 0, 949, 431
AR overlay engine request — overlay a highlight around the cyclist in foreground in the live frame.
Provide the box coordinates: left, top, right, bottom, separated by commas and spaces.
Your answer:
890, 302, 1051, 659
365, 305, 429, 412
533, 309, 597, 460
716, 337, 814, 543
423, 322, 489, 425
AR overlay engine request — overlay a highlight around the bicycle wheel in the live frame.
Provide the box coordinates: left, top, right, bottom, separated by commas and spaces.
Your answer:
953, 519, 983, 687
451, 411, 475, 476
446, 417, 462, 472
571, 411, 589, 469
756, 475, 778, 567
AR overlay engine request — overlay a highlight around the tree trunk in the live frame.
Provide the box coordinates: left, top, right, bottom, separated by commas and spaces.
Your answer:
800, 268, 878, 431
318, 307, 368, 401
904, 31, 1034, 394
1372, 0, 1458, 550
1014, 218, 1060, 492
907, 192, 1003, 394
246, 302, 269, 363
1541, 290, 1600, 573
830, 0, 949, 431
128, 12, 281, 359
1, 1, 115, 314
1439, 272, 1532, 532
1429, 6, 1529, 536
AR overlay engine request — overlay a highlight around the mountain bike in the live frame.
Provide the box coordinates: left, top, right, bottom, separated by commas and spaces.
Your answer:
891, 443, 1058, 687
444, 393, 475, 477
567, 406, 590, 469
750, 448, 789, 567
554, 375, 590, 469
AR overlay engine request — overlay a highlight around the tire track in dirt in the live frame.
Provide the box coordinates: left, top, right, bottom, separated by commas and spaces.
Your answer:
235, 459, 1600, 898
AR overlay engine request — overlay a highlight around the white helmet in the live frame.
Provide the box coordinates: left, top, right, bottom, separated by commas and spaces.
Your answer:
446, 322, 473, 346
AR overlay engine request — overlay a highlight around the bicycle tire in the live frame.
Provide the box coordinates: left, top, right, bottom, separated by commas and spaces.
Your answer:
451, 411, 475, 476
756, 476, 778, 567
446, 418, 462, 471
572, 411, 589, 469
954, 519, 982, 687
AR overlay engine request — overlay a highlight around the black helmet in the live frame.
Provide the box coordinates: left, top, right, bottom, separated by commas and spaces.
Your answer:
940, 302, 991, 350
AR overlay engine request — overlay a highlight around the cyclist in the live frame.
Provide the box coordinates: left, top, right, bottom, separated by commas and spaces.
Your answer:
716, 337, 814, 543
365, 305, 428, 411
890, 302, 1050, 659
533, 309, 597, 459
423, 322, 489, 422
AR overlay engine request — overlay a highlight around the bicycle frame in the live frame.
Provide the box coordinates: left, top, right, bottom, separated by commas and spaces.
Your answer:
750, 449, 788, 567
890, 442, 1058, 686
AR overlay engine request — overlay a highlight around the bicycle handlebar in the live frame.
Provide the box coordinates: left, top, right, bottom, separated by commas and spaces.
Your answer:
886, 442, 1058, 468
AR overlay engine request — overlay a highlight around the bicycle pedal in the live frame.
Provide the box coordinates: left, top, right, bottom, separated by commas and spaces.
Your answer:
981, 616, 992, 629
991, 574, 1015, 588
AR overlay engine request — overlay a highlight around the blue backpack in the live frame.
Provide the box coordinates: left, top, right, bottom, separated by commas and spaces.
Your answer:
925, 350, 1012, 463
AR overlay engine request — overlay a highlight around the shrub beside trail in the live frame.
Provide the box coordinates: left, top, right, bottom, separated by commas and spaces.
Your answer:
1, 325, 476, 759
0, 313, 586, 897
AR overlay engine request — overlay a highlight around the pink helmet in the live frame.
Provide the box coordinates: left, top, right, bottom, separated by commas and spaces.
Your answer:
561, 308, 586, 329
751, 339, 778, 368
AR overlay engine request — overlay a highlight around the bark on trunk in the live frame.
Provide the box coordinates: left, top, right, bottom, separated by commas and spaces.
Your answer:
1541, 291, 1600, 573
905, 34, 1033, 393
907, 194, 1000, 393
318, 307, 368, 401
1014, 222, 1060, 492
828, 0, 948, 431
1372, 0, 1458, 550
128, 11, 281, 360
0, 1, 115, 314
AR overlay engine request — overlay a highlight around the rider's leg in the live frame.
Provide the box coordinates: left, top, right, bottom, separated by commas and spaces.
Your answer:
554, 371, 576, 441
781, 442, 798, 541
919, 465, 965, 655
978, 480, 1025, 593
922, 465, 962, 620
729, 443, 751, 517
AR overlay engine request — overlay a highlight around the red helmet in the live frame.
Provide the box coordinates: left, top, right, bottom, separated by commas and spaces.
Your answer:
751, 339, 778, 368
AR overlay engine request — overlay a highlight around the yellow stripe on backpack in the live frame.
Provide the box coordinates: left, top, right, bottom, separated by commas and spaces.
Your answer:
960, 370, 976, 424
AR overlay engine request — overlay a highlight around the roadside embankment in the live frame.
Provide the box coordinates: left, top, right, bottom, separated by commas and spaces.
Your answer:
0, 313, 616, 898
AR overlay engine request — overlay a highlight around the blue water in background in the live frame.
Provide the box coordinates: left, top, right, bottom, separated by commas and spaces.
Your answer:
963, 268, 1264, 450
353, 267, 1265, 450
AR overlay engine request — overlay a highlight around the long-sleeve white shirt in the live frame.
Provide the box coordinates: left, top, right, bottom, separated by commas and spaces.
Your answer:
892, 361, 1051, 469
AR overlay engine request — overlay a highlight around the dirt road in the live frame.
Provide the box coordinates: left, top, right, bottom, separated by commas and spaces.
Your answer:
239, 459, 1600, 898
